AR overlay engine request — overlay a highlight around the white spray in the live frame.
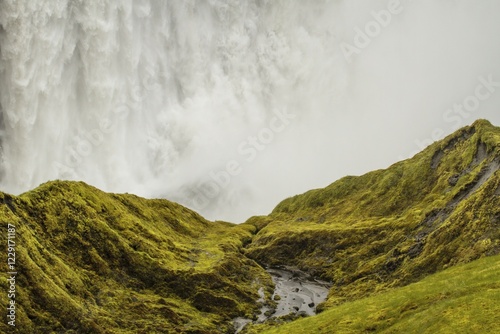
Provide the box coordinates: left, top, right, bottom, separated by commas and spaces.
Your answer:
1, 0, 500, 222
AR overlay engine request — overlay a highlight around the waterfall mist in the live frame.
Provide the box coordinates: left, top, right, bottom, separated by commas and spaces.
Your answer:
1, 0, 500, 222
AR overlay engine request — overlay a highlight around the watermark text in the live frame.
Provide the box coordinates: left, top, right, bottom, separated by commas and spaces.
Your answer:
6, 224, 16, 327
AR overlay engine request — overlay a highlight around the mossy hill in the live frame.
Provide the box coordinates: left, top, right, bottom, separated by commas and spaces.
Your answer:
245, 119, 500, 309
1, 119, 499, 333
0, 183, 273, 333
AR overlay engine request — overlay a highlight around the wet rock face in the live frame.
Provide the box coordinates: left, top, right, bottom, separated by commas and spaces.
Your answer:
232, 267, 332, 333
448, 174, 460, 186
268, 267, 331, 317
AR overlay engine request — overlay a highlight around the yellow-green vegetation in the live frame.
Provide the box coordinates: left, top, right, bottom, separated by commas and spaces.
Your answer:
0, 181, 273, 333
0, 119, 499, 333
246, 253, 500, 334
245, 119, 500, 309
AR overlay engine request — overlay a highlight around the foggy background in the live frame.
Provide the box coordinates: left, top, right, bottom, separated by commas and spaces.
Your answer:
0, 0, 499, 222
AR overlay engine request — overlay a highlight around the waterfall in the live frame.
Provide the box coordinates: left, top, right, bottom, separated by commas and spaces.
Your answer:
1, 0, 499, 221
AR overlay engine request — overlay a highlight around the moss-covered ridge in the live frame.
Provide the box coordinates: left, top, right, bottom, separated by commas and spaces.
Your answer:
272, 119, 499, 220
0, 181, 272, 333
244, 119, 500, 306
0, 119, 498, 333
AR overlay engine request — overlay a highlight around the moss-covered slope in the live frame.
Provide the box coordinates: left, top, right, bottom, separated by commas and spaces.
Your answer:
249, 253, 500, 334
0, 182, 272, 333
244, 119, 500, 307
0, 119, 499, 334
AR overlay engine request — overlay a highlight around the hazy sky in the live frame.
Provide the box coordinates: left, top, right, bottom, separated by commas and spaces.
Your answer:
0, 0, 499, 222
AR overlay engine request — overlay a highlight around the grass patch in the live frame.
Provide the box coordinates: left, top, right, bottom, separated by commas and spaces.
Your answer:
250, 254, 500, 333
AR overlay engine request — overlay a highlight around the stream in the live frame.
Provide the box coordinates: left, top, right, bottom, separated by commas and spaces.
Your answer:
233, 267, 332, 333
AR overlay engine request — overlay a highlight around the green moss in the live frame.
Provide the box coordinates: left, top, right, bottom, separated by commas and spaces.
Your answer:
257, 254, 500, 334
0, 181, 272, 333
0, 119, 498, 333
245, 119, 500, 307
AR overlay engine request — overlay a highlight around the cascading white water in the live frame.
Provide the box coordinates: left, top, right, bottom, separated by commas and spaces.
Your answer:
1, 0, 500, 222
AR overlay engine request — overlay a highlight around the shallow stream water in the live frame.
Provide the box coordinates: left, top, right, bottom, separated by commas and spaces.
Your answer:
233, 267, 331, 333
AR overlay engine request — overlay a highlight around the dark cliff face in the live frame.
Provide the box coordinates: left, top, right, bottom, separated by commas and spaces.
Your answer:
1, 119, 499, 334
